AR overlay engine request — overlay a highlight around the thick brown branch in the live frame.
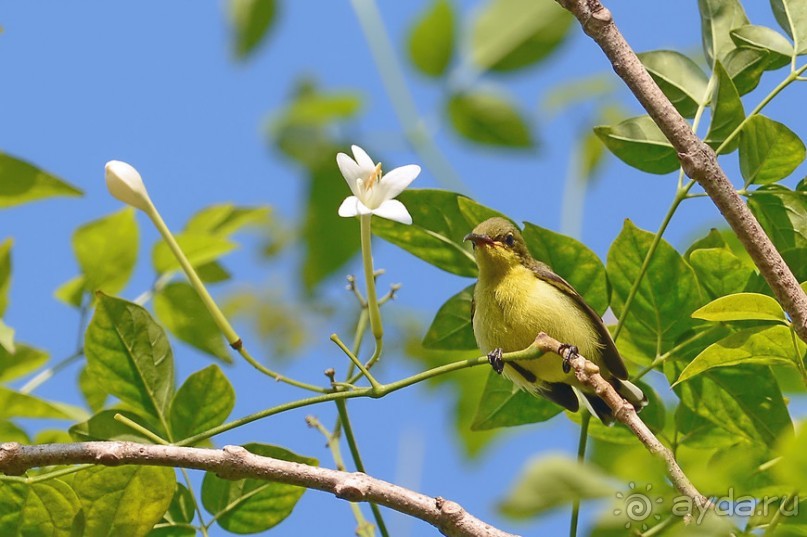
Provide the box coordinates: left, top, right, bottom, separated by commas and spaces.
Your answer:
555, 0, 807, 342
0, 441, 516, 537
529, 333, 710, 509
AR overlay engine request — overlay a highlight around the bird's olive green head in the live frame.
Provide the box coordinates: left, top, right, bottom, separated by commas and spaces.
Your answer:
464, 217, 531, 272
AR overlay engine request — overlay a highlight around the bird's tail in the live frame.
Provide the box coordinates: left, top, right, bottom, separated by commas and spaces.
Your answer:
581, 379, 648, 425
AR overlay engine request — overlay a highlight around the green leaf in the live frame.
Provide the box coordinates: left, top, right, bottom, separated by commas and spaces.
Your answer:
154, 282, 232, 363
0, 343, 48, 383
70, 409, 161, 443
202, 444, 317, 533
170, 365, 235, 442
280, 93, 362, 127
471, 370, 562, 430
163, 484, 196, 525
522, 222, 610, 315
372, 189, 478, 276
771, 0, 807, 54
498, 455, 615, 518
0, 320, 13, 354
666, 360, 791, 447
73, 465, 175, 537
675, 325, 802, 384
456, 196, 507, 225
301, 162, 361, 290
470, 0, 572, 72
152, 233, 236, 275
0, 480, 82, 536
54, 275, 85, 308
79, 365, 108, 412
638, 50, 709, 118
0, 153, 82, 208
723, 46, 770, 95
85, 293, 175, 420
698, 0, 750, 65
689, 248, 753, 299
447, 91, 533, 148
423, 285, 477, 350
0, 387, 76, 420
593, 116, 679, 174
73, 208, 139, 295
0, 239, 10, 316
184, 204, 270, 237
739, 115, 806, 185
408, 0, 454, 77
775, 420, 807, 490
675, 404, 739, 449
607, 220, 704, 349
747, 187, 807, 253
0, 420, 30, 443
705, 62, 745, 153
692, 292, 786, 322
731, 24, 793, 69
229, 0, 276, 60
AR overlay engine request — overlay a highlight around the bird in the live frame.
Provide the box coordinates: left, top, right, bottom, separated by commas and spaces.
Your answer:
464, 217, 646, 423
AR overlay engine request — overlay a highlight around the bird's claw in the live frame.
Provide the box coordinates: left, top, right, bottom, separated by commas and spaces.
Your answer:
559, 344, 578, 374
487, 348, 504, 374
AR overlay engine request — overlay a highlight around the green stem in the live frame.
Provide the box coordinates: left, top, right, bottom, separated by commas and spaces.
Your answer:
113, 413, 170, 445
309, 415, 376, 537
349, 0, 463, 192
177, 352, 497, 446
613, 183, 692, 341
19, 350, 83, 394
360, 215, 383, 342
569, 413, 590, 537
145, 206, 239, 345
336, 400, 389, 537
180, 467, 210, 537
331, 334, 383, 392
633, 327, 720, 380
762, 491, 799, 537
145, 204, 324, 393
0, 465, 87, 484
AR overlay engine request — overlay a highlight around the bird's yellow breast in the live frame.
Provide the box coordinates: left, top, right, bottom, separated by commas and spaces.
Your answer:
472, 262, 602, 386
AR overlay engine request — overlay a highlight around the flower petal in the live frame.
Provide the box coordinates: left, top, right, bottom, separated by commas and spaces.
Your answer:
372, 199, 412, 225
376, 164, 420, 200
338, 196, 360, 217
338, 196, 373, 217
351, 145, 376, 172
336, 153, 362, 196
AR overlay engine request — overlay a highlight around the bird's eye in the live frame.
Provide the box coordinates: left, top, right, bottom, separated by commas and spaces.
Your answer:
504, 233, 515, 247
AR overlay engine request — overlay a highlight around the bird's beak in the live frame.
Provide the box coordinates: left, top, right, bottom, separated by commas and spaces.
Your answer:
464, 233, 495, 246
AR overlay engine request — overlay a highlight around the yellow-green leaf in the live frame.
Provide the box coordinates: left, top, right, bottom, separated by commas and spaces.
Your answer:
692, 292, 786, 322
0, 153, 82, 208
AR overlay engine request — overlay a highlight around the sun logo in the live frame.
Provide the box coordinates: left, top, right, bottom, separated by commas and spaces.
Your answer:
613, 482, 664, 530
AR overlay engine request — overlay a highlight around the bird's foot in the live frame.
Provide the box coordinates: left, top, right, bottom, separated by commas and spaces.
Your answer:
558, 344, 578, 374
487, 348, 504, 374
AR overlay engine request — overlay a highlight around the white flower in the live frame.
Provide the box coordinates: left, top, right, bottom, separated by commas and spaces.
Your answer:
104, 160, 152, 212
336, 145, 420, 225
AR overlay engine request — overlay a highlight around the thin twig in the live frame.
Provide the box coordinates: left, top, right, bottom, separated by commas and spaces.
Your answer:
529, 333, 710, 508
554, 0, 807, 343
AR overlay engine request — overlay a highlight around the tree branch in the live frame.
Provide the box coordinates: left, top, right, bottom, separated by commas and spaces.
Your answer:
528, 333, 710, 509
0, 441, 517, 537
555, 0, 807, 343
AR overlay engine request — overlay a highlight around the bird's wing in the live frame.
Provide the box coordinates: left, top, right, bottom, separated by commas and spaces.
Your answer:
537, 381, 579, 412
528, 260, 629, 380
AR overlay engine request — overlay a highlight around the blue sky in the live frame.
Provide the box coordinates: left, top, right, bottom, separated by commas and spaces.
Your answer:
1, 1, 804, 535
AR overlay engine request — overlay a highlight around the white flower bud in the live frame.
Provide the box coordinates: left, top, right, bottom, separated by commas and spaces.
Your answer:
104, 160, 152, 212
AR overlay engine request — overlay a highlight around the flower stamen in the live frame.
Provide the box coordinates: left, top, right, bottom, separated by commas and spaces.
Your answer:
366, 162, 383, 190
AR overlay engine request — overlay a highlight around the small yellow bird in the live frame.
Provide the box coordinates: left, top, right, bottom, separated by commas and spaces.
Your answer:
465, 217, 646, 423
